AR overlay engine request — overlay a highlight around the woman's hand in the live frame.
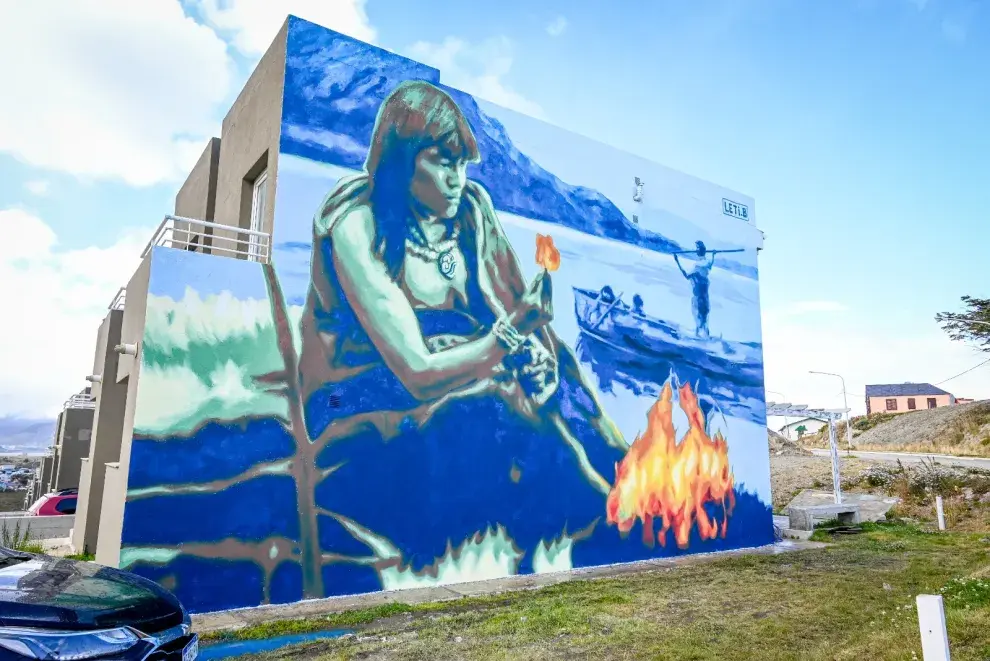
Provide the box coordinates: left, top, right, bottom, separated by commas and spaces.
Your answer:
508, 271, 554, 336
516, 339, 559, 407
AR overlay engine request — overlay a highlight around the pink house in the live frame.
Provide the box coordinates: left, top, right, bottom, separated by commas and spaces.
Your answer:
865, 383, 955, 415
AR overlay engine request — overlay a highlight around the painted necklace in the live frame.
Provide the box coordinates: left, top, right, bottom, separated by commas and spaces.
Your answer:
405, 222, 461, 280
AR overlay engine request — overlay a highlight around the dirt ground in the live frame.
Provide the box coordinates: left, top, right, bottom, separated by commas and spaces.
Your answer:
769, 454, 874, 511
0, 491, 25, 512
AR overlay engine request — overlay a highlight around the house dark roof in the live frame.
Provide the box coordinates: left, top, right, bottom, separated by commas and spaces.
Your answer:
865, 383, 951, 398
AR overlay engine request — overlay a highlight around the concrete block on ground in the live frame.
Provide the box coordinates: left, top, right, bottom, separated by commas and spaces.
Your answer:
785, 490, 899, 523
787, 504, 861, 531
781, 528, 814, 541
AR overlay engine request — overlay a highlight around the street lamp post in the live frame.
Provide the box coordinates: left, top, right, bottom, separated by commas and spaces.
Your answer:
810, 371, 853, 450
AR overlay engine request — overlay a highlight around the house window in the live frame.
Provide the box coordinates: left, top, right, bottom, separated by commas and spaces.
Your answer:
885, 398, 898, 411
907, 398, 916, 410
927, 398, 937, 409
248, 169, 268, 261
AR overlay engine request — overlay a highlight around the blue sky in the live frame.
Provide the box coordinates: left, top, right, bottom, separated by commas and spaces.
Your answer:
0, 0, 987, 417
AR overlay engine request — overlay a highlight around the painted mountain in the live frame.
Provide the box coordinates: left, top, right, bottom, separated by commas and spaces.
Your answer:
279, 16, 680, 254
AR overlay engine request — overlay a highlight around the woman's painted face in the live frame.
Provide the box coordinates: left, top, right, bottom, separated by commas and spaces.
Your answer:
410, 146, 468, 219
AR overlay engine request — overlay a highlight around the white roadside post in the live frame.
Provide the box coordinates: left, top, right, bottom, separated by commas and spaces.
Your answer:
916, 594, 951, 661
935, 496, 946, 530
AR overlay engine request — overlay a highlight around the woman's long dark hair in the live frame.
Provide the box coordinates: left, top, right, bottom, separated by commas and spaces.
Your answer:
365, 80, 480, 278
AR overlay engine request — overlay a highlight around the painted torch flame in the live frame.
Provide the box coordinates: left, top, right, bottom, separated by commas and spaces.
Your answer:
606, 381, 735, 549
535, 234, 561, 272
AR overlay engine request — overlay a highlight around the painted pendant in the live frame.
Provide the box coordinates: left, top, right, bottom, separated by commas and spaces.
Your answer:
437, 250, 456, 280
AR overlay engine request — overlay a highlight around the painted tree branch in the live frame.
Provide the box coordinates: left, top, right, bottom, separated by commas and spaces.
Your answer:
126, 458, 292, 502
260, 263, 325, 600
122, 536, 299, 605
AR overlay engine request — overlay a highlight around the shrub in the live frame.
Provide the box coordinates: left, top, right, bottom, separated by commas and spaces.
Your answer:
1, 521, 44, 554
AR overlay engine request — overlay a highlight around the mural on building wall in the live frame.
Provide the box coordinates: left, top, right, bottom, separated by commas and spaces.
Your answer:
119, 16, 773, 614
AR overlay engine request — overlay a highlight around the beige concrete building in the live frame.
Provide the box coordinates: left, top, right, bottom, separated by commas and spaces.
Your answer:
81, 22, 287, 564
865, 383, 955, 415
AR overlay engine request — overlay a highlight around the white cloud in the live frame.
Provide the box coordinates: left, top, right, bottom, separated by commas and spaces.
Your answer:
0, 209, 151, 417
197, 0, 376, 55
24, 181, 50, 197
0, 0, 233, 187
406, 36, 546, 120
546, 16, 568, 37
762, 312, 990, 420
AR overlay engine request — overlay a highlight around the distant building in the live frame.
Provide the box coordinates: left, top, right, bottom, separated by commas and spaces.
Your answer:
778, 417, 828, 441
956, 397, 975, 405
865, 383, 955, 415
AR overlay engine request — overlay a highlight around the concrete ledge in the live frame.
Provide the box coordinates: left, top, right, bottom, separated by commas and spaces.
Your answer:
0, 515, 75, 540
787, 504, 861, 531
780, 528, 814, 541
192, 540, 827, 635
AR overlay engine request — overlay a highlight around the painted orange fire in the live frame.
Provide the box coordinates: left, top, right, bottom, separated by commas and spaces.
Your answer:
606, 381, 735, 549
535, 234, 561, 272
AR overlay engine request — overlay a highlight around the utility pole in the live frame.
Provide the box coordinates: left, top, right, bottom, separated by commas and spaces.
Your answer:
810, 371, 854, 450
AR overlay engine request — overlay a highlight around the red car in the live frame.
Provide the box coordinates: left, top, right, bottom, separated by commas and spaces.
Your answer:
27, 491, 77, 516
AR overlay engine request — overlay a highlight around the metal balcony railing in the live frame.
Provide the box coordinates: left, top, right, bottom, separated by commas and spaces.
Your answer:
142, 215, 272, 263
64, 392, 96, 410
109, 287, 126, 311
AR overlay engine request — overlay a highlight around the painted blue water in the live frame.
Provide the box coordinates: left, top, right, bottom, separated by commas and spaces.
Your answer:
198, 629, 353, 660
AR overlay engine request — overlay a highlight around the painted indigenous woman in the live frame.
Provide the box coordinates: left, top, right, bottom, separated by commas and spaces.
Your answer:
298, 80, 634, 592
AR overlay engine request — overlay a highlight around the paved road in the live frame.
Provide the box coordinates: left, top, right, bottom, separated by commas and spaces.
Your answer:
810, 448, 990, 471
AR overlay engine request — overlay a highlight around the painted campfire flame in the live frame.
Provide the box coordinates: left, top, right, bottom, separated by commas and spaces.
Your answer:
535, 234, 561, 272
606, 381, 735, 549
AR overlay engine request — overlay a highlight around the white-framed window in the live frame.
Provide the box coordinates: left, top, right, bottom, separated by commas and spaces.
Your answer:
248, 169, 268, 261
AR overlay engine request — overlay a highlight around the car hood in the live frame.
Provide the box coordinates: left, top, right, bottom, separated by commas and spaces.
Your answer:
0, 555, 185, 634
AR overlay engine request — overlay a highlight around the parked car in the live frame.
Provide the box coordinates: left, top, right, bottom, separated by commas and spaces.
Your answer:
26, 493, 77, 516
0, 546, 198, 659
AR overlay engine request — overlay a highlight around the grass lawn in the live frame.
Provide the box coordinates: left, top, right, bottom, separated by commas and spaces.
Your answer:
206, 516, 990, 661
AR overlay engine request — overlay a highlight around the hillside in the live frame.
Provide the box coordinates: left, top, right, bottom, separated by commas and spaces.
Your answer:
800, 400, 990, 457
0, 416, 55, 453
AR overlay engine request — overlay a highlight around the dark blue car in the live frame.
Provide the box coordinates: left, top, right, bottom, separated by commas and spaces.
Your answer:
0, 545, 198, 660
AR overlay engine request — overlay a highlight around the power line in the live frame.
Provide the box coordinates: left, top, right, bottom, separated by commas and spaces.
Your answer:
933, 357, 990, 387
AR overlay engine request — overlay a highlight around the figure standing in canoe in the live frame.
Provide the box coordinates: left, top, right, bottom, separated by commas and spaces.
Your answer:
673, 241, 742, 339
